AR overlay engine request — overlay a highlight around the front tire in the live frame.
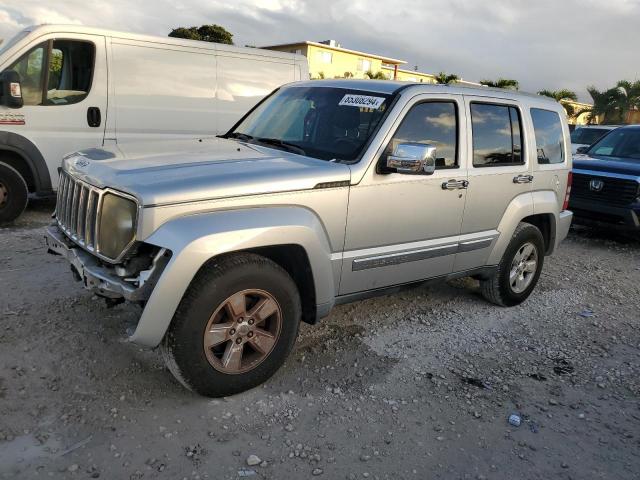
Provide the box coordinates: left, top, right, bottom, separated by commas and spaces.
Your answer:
0, 162, 28, 224
161, 253, 301, 397
481, 222, 545, 307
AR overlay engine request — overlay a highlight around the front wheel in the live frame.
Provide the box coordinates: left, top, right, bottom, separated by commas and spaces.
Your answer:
161, 253, 301, 397
0, 162, 28, 224
481, 222, 545, 307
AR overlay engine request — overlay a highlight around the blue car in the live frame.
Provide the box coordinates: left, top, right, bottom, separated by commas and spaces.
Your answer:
570, 125, 640, 232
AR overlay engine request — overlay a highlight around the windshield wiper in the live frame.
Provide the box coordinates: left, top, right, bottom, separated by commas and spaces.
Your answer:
220, 132, 254, 141
254, 137, 306, 156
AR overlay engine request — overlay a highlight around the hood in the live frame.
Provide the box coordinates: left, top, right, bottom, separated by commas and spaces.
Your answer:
572, 153, 640, 177
63, 137, 351, 206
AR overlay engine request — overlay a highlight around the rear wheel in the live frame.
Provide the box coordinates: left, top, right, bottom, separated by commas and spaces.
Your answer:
161, 253, 301, 397
0, 162, 28, 223
481, 222, 545, 307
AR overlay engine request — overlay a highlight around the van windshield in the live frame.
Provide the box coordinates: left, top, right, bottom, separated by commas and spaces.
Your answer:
0, 30, 29, 56
225, 86, 393, 161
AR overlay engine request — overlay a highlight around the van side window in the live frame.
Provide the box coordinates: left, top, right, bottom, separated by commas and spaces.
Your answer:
531, 108, 565, 164
8, 40, 95, 107
471, 103, 524, 167
385, 101, 458, 169
46, 40, 95, 105
8, 43, 46, 106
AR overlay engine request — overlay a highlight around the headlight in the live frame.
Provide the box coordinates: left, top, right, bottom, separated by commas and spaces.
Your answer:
98, 193, 138, 260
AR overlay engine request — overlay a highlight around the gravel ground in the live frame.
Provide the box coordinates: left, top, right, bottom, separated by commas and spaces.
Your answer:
1, 201, 639, 480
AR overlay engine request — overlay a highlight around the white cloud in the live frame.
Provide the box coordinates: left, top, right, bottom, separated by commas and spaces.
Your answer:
0, 0, 638, 101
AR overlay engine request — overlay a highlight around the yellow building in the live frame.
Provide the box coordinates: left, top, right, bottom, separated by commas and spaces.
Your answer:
262, 40, 406, 79
561, 100, 597, 125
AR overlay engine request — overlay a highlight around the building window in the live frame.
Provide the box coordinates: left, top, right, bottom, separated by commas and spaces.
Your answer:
315, 50, 333, 64
357, 58, 372, 71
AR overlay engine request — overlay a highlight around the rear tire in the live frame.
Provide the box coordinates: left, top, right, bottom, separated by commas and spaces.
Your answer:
161, 253, 301, 397
0, 161, 28, 224
481, 222, 545, 307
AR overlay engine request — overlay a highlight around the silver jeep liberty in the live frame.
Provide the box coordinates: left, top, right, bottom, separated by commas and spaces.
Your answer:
45, 80, 573, 397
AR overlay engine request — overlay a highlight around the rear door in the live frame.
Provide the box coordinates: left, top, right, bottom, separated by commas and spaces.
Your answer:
454, 96, 533, 271
5, 33, 108, 190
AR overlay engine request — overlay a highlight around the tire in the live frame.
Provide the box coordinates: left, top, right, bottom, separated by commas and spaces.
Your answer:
481, 222, 545, 307
161, 253, 301, 397
0, 161, 28, 224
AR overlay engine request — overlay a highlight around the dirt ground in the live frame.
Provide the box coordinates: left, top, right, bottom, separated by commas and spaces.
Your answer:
1, 200, 639, 480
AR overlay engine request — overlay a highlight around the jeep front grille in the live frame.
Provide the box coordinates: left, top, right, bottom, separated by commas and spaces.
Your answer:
55, 171, 102, 252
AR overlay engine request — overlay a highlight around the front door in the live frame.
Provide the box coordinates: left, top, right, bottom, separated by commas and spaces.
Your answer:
339, 94, 468, 295
4, 33, 108, 190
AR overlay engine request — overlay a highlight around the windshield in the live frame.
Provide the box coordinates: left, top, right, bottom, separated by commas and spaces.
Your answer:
586, 128, 640, 159
0, 30, 29, 57
227, 86, 393, 161
570, 128, 611, 145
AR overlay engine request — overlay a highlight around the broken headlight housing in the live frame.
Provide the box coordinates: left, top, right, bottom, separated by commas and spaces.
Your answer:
98, 192, 138, 261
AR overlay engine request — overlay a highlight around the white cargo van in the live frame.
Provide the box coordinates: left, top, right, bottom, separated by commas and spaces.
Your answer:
0, 24, 308, 222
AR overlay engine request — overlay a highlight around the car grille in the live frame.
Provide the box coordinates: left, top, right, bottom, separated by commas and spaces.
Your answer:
571, 173, 639, 206
55, 171, 103, 252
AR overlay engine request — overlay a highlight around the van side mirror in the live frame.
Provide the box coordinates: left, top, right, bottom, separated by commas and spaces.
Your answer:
575, 146, 589, 154
0, 70, 24, 109
386, 143, 437, 175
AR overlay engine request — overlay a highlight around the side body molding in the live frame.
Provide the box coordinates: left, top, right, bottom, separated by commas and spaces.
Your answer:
130, 206, 335, 347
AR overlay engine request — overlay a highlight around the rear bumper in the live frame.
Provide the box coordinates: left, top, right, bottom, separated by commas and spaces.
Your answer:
569, 198, 640, 231
556, 210, 573, 245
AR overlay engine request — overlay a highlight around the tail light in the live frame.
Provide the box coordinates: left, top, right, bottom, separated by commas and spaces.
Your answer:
562, 171, 572, 210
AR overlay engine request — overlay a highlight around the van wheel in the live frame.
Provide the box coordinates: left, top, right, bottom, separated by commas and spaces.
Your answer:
480, 222, 545, 307
0, 162, 28, 224
161, 253, 301, 397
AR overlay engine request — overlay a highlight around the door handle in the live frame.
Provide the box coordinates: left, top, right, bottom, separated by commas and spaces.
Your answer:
87, 107, 101, 128
441, 179, 469, 190
513, 174, 534, 184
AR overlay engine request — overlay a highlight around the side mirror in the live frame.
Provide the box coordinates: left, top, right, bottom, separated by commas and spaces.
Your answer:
575, 146, 589, 154
386, 142, 436, 175
0, 70, 23, 109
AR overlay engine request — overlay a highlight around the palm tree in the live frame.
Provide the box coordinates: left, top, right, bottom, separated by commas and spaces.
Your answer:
614, 80, 640, 123
537, 89, 579, 117
480, 78, 519, 90
434, 72, 459, 84
364, 70, 388, 80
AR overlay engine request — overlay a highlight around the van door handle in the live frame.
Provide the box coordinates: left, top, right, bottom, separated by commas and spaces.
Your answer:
87, 107, 101, 128
442, 179, 469, 190
513, 174, 533, 184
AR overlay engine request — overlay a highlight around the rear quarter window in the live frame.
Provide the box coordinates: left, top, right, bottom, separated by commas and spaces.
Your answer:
531, 108, 565, 164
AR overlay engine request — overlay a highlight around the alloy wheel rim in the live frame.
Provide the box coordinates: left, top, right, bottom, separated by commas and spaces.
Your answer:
509, 242, 538, 294
203, 289, 282, 374
0, 182, 8, 208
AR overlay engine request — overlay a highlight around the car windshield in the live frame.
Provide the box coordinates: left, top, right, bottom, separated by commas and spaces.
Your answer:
570, 128, 611, 145
586, 128, 640, 159
226, 86, 393, 161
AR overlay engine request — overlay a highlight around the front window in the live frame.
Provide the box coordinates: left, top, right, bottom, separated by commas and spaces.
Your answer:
7, 39, 95, 106
570, 127, 610, 146
587, 128, 640, 159
226, 86, 393, 162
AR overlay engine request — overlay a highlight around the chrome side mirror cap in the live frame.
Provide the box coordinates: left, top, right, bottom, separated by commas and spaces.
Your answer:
386, 143, 436, 175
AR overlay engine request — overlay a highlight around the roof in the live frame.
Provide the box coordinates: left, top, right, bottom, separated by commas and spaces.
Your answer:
286, 79, 561, 105
261, 40, 406, 65
14, 24, 302, 61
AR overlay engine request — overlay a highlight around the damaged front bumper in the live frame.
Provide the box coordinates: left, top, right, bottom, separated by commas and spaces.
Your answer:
45, 224, 169, 303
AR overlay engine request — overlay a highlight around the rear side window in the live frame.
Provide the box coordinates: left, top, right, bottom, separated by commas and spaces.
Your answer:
531, 108, 565, 164
385, 101, 458, 169
471, 103, 523, 167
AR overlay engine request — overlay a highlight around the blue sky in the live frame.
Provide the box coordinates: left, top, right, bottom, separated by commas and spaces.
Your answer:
1, 0, 639, 101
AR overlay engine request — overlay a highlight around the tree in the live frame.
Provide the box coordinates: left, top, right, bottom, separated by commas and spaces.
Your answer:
538, 89, 579, 117
581, 81, 640, 124
480, 78, 519, 90
434, 72, 459, 84
364, 70, 388, 80
169, 24, 233, 45
614, 80, 640, 123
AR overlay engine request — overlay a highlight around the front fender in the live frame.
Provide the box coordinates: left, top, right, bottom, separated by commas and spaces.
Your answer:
129, 206, 335, 347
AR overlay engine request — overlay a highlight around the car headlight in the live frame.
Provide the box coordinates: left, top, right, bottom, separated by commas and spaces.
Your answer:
98, 192, 138, 260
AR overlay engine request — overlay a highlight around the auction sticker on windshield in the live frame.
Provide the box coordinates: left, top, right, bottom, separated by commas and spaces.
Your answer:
339, 94, 385, 109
